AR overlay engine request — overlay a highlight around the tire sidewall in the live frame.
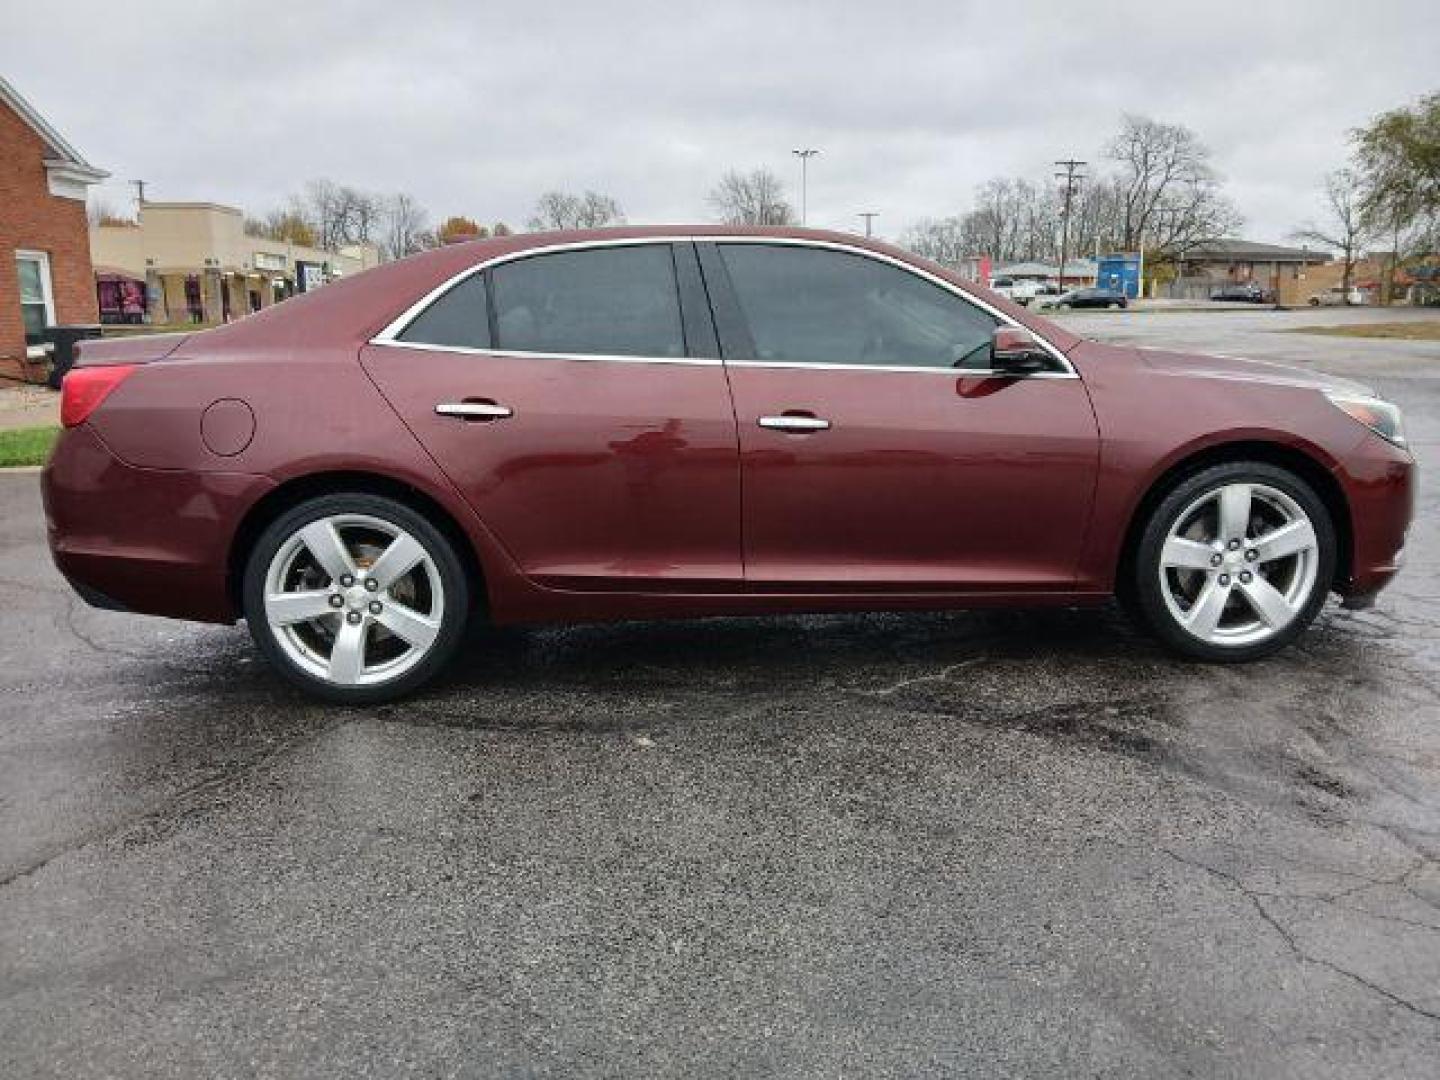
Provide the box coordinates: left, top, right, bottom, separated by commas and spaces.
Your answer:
242, 493, 470, 703
1133, 461, 1336, 661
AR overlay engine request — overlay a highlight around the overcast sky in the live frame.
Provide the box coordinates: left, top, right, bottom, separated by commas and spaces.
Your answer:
3, 1, 1436, 245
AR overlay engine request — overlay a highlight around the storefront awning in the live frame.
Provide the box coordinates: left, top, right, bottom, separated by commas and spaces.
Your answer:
93, 264, 145, 283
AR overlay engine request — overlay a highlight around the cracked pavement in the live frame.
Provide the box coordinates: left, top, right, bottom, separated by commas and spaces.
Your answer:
2, 307, 1439, 1077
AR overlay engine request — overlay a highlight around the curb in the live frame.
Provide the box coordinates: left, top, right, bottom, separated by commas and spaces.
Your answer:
0, 465, 44, 474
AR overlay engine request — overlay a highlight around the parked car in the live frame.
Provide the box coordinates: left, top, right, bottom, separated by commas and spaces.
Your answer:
1038, 287, 1128, 310
1308, 285, 1366, 306
989, 277, 1049, 305
44, 227, 1412, 702
1211, 283, 1273, 304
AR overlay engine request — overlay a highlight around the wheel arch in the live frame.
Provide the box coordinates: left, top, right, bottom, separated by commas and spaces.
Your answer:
1115, 440, 1352, 598
227, 470, 489, 616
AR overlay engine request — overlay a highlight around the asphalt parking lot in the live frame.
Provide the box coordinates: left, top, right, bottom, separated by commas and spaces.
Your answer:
2, 307, 1438, 1078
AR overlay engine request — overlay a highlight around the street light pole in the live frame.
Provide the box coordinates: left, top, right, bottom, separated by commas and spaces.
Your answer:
1054, 159, 1086, 293
858, 212, 879, 238
792, 148, 819, 225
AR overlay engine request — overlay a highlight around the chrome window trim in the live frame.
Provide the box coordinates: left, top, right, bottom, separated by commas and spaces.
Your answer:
370, 234, 1078, 378
369, 338, 719, 367
726, 359, 1076, 378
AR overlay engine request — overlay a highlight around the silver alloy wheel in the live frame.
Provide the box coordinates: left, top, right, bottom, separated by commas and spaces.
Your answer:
1158, 482, 1320, 647
263, 513, 444, 687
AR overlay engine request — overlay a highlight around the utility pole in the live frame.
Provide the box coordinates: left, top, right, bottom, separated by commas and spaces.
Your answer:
858, 212, 879, 238
132, 179, 147, 213
792, 148, 819, 225
1054, 159, 1086, 292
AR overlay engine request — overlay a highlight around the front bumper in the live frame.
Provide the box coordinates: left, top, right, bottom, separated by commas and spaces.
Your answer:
1334, 434, 1414, 603
42, 425, 274, 624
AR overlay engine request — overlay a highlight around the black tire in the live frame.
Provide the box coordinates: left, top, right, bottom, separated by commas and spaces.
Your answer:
1131, 461, 1336, 661
242, 493, 470, 703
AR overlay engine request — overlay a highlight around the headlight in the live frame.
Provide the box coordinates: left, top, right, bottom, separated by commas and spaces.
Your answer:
1324, 391, 1407, 448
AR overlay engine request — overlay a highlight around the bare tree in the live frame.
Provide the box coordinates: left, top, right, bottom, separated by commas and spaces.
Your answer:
1292, 170, 1374, 293
245, 208, 318, 247
527, 190, 625, 231
707, 169, 796, 226
379, 192, 433, 261
88, 197, 122, 226
297, 179, 385, 250
900, 217, 971, 269
1108, 115, 1240, 256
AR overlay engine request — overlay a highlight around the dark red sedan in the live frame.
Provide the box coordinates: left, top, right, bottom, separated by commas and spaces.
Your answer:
43, 228, 1413, 701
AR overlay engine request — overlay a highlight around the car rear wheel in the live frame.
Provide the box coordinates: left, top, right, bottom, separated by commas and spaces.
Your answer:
1132, 462, 1335, 661
242, 493, 469, 703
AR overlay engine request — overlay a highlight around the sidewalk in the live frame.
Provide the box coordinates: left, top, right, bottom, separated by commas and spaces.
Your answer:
0, 384, 60, 432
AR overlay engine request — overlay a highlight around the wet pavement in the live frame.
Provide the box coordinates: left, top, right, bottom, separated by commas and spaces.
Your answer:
2, 308, 1439, 1077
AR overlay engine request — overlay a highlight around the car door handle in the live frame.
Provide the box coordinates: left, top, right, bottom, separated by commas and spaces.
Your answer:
758, 414, 830, 433
435, 400, 513, 421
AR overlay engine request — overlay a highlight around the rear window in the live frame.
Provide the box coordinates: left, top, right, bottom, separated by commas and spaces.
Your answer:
397, 273, 491, 350
490, 245, 685, 358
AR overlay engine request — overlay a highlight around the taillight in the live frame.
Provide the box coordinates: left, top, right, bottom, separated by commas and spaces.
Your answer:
60, 364, 138, 428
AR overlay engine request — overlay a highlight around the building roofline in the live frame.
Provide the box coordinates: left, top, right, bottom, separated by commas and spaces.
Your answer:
140, 200, 245, 215
0, 75, 108, 178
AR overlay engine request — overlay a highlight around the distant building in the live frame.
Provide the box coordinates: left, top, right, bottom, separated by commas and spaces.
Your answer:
0, 76, 107, 381
1168, 239, 1330, 304
992, 258, 1099, 288
90, 202, 380, 326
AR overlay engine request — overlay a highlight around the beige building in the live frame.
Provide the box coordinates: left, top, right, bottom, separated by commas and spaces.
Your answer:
90, 201, 380, 325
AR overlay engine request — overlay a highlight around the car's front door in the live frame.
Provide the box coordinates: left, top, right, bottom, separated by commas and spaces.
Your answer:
361, 242, 741, 591
701, 241, 1100, 591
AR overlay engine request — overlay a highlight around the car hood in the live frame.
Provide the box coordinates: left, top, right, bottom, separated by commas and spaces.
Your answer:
1135, 347, 1375, 397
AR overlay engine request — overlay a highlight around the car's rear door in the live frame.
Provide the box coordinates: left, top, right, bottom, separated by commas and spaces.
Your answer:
700, 240, 1100, 591
361, 241, 741, 591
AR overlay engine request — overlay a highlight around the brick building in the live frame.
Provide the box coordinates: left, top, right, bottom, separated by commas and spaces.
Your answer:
0, 76, 107, 382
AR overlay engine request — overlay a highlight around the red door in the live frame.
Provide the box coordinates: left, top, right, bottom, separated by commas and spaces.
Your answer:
727, 367, 1099, 589
706, 242, 1099, 590
362, 243, 741, 591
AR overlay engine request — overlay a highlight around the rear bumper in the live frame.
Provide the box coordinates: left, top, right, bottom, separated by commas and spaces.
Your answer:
41, 425, 273, 624
1335, 435, 1414, 602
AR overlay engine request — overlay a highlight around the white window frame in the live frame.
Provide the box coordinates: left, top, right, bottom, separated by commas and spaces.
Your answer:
15, 249, 56, 359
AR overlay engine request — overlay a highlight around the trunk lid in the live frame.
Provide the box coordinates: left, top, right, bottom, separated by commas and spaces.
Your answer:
74, 332, 191, 367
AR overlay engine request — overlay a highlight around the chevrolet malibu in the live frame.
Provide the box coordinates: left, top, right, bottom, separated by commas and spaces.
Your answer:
43, 227, 1413, 702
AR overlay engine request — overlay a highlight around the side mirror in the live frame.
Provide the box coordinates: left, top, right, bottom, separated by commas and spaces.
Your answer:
990, 326, 1052, 374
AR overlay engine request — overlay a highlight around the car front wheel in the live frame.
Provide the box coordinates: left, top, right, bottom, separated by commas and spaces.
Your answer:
242, 493, 470, 702
1132, 462, 1335, 661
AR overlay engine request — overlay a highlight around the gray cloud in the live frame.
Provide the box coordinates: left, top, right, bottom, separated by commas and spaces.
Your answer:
4, 0, 1436, 243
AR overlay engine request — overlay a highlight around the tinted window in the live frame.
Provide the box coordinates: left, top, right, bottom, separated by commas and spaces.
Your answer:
398, 272, 491, 349
718, 244, 998, 369
490, 245, 685, 358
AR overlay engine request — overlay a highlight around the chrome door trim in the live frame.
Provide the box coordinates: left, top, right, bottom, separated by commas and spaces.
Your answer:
368, 235, 1079, 377
757, 415, 831, 432
434, 401, 513, 419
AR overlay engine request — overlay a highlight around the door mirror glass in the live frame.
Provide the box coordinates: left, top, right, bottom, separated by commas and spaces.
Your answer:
990, 326, 1052, 373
